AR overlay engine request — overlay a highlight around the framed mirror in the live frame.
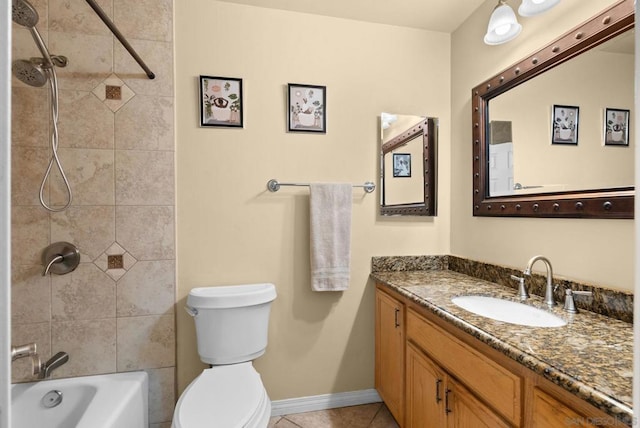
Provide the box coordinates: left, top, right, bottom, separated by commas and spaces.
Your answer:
380, 114, 437, 216
472, 0, 634, 218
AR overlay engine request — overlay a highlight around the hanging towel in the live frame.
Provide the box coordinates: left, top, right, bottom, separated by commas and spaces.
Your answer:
309, 183, 352, 291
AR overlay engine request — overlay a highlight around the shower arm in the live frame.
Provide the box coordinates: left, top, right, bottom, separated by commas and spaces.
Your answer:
84, 0, 155, 79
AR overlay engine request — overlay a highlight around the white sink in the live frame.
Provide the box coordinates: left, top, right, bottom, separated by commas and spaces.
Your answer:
451, 295, 567, 328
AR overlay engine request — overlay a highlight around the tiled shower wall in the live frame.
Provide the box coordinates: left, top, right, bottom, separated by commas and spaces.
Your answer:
10, 0, 175, 426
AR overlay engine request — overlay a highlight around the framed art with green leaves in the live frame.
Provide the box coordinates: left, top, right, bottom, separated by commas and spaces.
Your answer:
200, 76, 243, 128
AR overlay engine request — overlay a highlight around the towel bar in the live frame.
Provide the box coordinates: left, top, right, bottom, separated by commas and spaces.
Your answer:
267, 179, 375, 193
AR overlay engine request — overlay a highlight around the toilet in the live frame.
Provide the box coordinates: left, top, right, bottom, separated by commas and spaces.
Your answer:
172, 283, 277, 428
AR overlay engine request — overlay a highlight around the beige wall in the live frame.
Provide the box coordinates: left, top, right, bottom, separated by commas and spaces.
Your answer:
10, 0, 175, 426
451, 0, 633, 290
175, 2, 451, 399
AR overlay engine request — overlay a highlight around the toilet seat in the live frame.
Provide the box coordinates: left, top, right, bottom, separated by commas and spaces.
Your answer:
172, 362, 270, 428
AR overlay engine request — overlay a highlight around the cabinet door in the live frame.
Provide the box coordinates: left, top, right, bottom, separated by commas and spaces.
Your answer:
406, 342, 446, 428
447, 377, 511, 428
531, 388, 596, 428
375, 289, 405, 424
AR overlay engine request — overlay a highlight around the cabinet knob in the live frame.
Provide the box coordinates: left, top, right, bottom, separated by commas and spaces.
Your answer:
394, 308, 400, 328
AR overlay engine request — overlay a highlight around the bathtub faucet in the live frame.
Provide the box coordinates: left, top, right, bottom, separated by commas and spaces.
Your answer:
38, 351, 69, 379
11, 342, 43, 377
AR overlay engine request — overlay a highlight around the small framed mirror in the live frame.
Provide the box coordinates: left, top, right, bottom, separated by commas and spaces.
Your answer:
380, 114, 437, 216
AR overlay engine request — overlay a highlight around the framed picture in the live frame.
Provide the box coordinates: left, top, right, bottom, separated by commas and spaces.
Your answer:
393, 153, 411, 177
551, 105, 579, 145
199, 76, 243, 128
604, 108, 630, 146
287, 83, 326, 133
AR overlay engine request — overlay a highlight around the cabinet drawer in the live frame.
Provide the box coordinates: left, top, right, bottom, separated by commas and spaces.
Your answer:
407, 308, 522, 425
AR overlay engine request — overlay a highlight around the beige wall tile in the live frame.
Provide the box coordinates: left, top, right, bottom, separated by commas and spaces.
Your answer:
116, 150, 174, 205
11, 322, 51, 382
116, 206, 175, 260
49, 31, 113, 91
52, 263, 115, 321
50, 205, 115, 261
113, 0, 172, 42
146, 367, 176, 424
50, 148, 115, 206
58, 90, 115, 149
11, 86, 49, 146
49, 0, 112, 36
114, 39, 174, 97
117, 314, 175, 370
117, 260, 175, 316
11, 146, 50, 206
12, 206, 50, 265
51, 318, 117, 377
11, 265, 51, 324
115, 95, 174, 150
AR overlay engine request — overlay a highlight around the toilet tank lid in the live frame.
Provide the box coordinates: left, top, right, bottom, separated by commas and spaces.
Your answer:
187, 283, 277, 309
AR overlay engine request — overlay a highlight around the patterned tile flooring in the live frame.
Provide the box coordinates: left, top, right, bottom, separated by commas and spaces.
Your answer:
268, 402, 399, 428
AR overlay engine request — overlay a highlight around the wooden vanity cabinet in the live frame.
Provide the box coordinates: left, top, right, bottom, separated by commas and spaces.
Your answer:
406, 341, 509, 428
375, 284, 627, 428
375, 286, 405, 425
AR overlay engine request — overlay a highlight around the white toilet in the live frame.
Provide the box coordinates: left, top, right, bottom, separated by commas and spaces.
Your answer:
172, 283, 277, 428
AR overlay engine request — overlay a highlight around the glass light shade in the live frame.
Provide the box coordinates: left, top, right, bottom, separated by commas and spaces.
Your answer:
484, 3, 522, 45
518, 0, 561, 17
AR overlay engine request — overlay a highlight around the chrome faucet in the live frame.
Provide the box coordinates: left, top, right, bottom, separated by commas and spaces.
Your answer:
11, 342, 43, 377
523, 255, 556, 307
38, 351, 69, 379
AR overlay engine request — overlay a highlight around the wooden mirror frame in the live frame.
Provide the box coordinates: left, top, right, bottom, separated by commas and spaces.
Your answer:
472, 0, 634, 219
381, 118, 437, 216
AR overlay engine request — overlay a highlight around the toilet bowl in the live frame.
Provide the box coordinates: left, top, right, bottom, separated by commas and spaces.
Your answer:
172, 283, 277, 428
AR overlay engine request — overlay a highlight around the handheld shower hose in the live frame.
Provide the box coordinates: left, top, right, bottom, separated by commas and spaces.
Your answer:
12, 0, 72, 212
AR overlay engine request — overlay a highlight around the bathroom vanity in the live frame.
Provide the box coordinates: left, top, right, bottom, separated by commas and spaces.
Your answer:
372, 256, 633, 427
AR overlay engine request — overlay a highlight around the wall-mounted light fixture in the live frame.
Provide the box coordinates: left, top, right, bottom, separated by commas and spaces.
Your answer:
484, 0, 561, 45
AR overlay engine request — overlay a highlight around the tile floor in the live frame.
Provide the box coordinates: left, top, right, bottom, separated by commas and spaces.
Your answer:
268, 402, 399, 428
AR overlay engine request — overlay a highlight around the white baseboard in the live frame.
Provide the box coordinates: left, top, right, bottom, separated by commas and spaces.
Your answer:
270, 389, 382, 417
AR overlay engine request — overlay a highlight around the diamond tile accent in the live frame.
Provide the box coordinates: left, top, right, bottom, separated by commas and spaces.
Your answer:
92, 74, 135, 112
94, 242, 137, 281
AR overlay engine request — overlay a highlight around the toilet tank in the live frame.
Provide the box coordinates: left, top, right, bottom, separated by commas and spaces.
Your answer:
186, 283, 277, 365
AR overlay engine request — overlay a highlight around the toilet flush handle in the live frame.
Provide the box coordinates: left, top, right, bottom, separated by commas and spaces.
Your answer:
184, 306, 198, 317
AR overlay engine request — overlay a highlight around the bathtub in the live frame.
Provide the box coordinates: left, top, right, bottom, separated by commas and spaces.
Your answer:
11, 371, 148, 428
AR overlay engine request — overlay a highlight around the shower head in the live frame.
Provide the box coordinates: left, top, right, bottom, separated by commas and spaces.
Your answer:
12, 0, 39, 28
12, 59, 48, 87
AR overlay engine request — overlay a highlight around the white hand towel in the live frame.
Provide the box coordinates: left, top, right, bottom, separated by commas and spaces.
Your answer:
309, 183, 352, 291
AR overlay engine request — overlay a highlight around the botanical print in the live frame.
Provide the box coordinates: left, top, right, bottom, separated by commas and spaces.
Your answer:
288, 84, 326, 133
393, 153, 411, 177
200, 76, 243, 127
552, 105, 579, 145
604, 108, 630, 146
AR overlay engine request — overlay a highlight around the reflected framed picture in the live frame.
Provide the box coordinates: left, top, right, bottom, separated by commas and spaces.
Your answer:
551, 104, 579, 145
393, 153, 411, 177
604, 108, 630, 146
199, 75, 243, 128
287, 83, 326, 133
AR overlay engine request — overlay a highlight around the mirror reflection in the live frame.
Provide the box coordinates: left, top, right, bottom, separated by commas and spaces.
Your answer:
488, 29, 634, 197
380, 114, 437, 216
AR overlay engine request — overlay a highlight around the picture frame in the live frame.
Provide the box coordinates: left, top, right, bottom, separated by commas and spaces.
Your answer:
199, 76, 243, 128
551, 105, 579, 145
287, 83, 326, 133
604, 108, 630, 146
393, 153, 411, 178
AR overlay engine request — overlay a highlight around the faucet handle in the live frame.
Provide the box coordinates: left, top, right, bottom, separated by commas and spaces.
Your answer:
563, 288, 593, 313
510, 275, 529, 300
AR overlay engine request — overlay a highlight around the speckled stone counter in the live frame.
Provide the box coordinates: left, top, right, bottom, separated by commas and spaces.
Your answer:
371, 256, 634, 425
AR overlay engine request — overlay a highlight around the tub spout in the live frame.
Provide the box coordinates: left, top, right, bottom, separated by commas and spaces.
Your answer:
11, 342, 43, 377
38, 352, 69, 379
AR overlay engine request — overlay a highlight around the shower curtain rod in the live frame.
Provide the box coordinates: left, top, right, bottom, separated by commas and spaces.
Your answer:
84, 0, 155, 79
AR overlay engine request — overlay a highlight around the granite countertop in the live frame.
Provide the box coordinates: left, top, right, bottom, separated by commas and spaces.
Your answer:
371, 269, 634, 425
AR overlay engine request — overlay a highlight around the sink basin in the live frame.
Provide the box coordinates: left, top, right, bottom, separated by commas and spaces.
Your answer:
451, 295, 567, 327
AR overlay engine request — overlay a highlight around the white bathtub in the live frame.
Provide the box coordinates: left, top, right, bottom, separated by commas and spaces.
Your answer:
11, 371, 148, 428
